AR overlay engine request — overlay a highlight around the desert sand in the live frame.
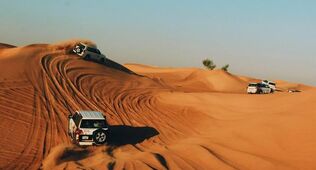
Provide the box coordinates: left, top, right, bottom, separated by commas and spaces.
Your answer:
0, 40, 315, 170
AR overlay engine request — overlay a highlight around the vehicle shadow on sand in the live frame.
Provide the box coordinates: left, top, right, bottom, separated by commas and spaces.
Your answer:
107, 125, 159, 146
41, 126, 159, 168
95, 58, 138, 75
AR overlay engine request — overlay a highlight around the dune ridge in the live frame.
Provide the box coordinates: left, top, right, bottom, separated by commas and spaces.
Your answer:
0, 40, 315, 169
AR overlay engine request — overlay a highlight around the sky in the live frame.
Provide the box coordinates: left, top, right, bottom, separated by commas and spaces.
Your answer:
0, 0, 315, 85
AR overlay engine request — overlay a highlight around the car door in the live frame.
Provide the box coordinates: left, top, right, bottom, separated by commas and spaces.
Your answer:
68, 116, 75, 138
69, 113, 80, 138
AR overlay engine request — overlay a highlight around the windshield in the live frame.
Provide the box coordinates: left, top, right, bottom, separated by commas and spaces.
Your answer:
80, 119, 107, 128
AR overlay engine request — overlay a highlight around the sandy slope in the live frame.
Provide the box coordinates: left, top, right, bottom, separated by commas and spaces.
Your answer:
0, 41, 316, 170
125, 64, 248, 93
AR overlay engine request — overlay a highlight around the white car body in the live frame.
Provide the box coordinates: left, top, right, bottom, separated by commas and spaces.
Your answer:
73, 43, 106, 63
247, 83, 259, 94
262, 80, 276, 92
68, 110, 109, 146
247, 83, 272, 94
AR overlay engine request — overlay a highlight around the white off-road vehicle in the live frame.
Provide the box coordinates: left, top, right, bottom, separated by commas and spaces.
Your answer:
247, 83, 259, 94
262, 80, 276, 92
247, 83, 272, 94
73, 42, 106, 63
68, 111, 109, 146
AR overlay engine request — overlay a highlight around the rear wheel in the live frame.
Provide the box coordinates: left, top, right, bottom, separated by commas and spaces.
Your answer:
93, 129, 107, 145
257, 89, 262, 94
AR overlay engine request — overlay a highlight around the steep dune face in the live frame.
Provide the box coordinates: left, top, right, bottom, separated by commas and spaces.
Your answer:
1, 41, 316, 170
0, 41, 204, 169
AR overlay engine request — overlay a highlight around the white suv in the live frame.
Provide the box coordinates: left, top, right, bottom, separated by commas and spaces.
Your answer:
73, 42, 106, 63
68, 111, 109, 146
262, 80, 276, 92
247, 83, 259, 94
247, 83, 272, 94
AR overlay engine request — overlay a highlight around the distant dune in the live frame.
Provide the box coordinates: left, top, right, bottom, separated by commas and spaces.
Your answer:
0, 40, 316, 170
0, 43, 16, 49
125, 64, 248, 93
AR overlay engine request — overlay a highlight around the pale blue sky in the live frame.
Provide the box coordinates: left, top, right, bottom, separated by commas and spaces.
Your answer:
1, 0, 315, 85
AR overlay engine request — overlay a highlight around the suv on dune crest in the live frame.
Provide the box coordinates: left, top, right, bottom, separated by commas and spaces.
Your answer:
247, 83, 272, 94
68, 110, 109, 146
73, 42, 106, 63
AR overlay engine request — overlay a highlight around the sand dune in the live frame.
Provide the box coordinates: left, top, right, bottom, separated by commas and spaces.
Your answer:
0, 40, 316, 170
125, 64, 248, 93
0, 43, 16, 49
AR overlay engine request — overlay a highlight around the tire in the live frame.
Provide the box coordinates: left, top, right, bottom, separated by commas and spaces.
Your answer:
92, 129, 107, 145
257, 89, 262, 94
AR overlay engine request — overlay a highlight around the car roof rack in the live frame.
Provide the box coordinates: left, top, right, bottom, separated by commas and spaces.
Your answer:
76, 110, 105, 119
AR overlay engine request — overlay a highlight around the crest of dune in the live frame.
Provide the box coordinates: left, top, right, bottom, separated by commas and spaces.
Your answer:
0, 40, 316, 170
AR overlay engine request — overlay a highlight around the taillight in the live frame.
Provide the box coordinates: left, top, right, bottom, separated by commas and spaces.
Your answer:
75, 128, 83, 140
75, 128, 83, 135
